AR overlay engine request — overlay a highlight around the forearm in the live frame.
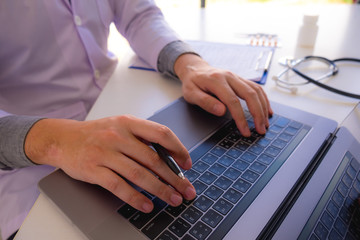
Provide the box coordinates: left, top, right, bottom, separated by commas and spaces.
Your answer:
0, 115, 43, 169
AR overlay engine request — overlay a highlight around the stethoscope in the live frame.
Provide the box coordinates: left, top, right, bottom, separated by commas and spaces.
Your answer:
272, 56, 360, 99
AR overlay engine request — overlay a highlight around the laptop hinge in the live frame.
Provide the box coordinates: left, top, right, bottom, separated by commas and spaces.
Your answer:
256, 130, 338, 240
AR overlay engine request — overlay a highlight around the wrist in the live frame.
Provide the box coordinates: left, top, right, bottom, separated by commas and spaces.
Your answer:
174, 53, 208, 82
24, 118, 78, 167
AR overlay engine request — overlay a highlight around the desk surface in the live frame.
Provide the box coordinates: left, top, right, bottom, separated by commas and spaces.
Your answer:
15, 3, 360, 240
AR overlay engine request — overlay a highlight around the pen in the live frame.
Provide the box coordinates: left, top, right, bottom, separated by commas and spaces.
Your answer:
151, 143, 185, 180
264, 50, 273, 72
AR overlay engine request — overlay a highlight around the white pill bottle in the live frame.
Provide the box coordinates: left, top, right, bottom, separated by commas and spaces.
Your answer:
297, 14, 319, 48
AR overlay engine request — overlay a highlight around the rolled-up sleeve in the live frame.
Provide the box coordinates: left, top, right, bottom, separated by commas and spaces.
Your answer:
0, 115, 43, 169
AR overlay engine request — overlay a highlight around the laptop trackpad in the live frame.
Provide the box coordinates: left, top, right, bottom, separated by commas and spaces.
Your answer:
148, 97, 231, 151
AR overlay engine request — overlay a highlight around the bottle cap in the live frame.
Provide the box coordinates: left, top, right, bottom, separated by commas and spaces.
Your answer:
303, 14, 319, 25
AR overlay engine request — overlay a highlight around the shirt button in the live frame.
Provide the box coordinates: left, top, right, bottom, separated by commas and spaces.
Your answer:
74, 15, 82, 26
94, 70, 101, 79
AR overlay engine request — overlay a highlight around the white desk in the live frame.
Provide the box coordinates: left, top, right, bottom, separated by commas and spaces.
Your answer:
15, 3, 360, 240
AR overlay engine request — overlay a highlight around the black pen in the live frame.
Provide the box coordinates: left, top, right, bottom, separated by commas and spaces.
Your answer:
151, 143, 185, 180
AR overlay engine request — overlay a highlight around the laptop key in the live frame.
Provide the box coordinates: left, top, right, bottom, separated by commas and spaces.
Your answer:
210, 146, 226, 157
334, 218, 347, 236
182, 234, 196, 240
223, 188, 243, 204
169, 217, 191, 238
129, 197, 167, 229
242, 170, 260, 183
184, 169, 200, 183
194, 196, 214, 212
226, 148, 242, 159
219, 155, 236, 167
332, 191, 344, 207
204, 185, 224, 201
189, 221, 212, 240
274, 117, 290, 128
240, 152, 257, 163
118, 204, 137, 219
199, 171, 217, 185
165, 204, 187, 217
142, 211, 174, 240
289, 120, 303, 129
320, 210, 334, 230
209, 163, 226, 176
193, 161, 210, 173
182, 206, 203, 224
156, 230, 177, 240
339, 207, 352, 224
278, 132, 293, 142
248, 144, 264, 155
327, 201, 339, 218
272, 139, 287, 149
201, 153, 218, 165
328, 229, 342, 240
257, 138, 271, 148
234, 141, 250, 151
264, 146, 281, 157
314, 222, 328, 240
219, 139, 234, 149
201, 209, 223, 228
249, 162, 267, 174
342, 173, 353, 189
213, 198, 233, 215
193, 180, 208, 195
214, 176, 232, 190
233, 178, 251, 193
349, 187, 359, 200
224, 167, 241, 180
257, 154, 274, 165
347, 165, 357, 179
226, 131, 241, 142
232, 159, 249, 171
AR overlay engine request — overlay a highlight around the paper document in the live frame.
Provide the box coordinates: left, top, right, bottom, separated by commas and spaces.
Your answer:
129, 40, 275, 84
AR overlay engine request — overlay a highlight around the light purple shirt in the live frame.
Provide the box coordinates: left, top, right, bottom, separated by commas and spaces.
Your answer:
0, 0, 180, 238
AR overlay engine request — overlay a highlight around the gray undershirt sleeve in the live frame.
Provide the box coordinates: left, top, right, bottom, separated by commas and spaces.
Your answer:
157, 40, 200, 79
0, 115, 42, 169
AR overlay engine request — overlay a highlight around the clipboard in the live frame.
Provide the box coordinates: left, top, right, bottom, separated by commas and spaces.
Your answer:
129, 40, 275, 85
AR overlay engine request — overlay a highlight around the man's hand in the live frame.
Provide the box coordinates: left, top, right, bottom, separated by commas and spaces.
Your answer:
174, 54, 273, 137
24, 116, 196, 213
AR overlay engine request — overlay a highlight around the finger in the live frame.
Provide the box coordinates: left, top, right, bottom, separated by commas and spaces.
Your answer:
105, 152, 196, 205
112, 137, 196, 200
204, 77, 251, 137
120, 116, 192, 170
245, 79, 273, 119
182, 83, 227, 117
94, 167, 155, 213
230, 79, 268, 134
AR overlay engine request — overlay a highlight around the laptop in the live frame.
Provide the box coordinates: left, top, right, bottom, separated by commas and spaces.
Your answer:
38, 97, 360, 240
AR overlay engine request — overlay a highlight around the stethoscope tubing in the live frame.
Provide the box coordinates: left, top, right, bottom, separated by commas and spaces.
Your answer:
280, 56, 360, 99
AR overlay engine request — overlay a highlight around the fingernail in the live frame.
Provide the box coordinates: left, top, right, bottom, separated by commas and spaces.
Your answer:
243, 127, 251, 137
184, 157, 192, 169
212, 104, 222, 115
170, 193, 183, 206
185, 186, 196, 200
142, 202, 153, 213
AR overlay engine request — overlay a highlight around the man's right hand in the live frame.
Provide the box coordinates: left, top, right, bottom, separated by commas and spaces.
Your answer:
24, 115, 196, 213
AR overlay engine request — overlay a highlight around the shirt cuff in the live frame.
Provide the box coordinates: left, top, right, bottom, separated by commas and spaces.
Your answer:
157, 40, 200, 79
0, 115, 44, 169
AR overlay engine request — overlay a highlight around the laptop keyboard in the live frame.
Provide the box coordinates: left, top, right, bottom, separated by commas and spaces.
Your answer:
299, 152, 360, 240
118, 112, 310, 240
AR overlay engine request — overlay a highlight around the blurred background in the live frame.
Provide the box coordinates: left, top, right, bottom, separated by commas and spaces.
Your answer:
155, 0, 354, 9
